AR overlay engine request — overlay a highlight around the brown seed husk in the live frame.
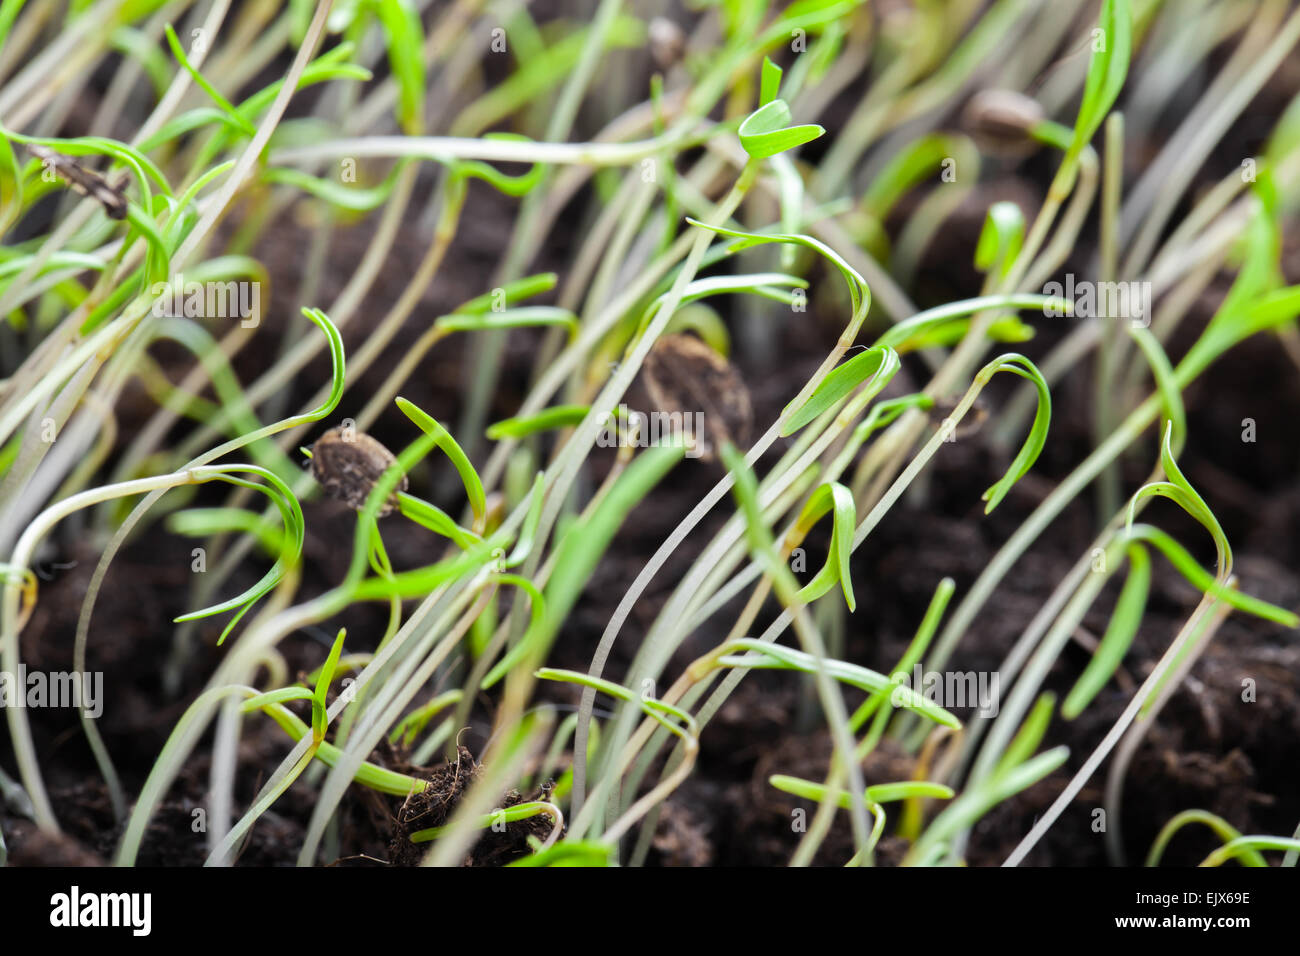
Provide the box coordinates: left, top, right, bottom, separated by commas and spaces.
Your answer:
309, 426, 408, 515
641, 333, 752, 461
962, 89, 1046, 157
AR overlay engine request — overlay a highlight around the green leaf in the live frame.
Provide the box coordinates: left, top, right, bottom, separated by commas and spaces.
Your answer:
0, 131, 23, 236
991, 692, 1056, 779
164, 24, 256, 137
240, 687, 314, 712
453, 273, 557, 315
255, 701, 424, 796
394, 398, 486, 529
166, 507, 284, 556
876, 294, 1072, 352
1068, 0, 1132, 160
782, 347, 899, 435
793, 482, 858, 611
770, 774, 954, 808
487, 404, 589, 440
1124, 524, 1298, 627
905, 747, 1069, 864
535, 668, 695, 738
738, 99, 825, 159
717, 638, 960, 729
507, 840, 611, 867
974, 201, 1025, 279
260, 161, 408, 211
1063, 544, 1150, 719
408, 801, 557, 843
311, 628, 347, 741
173, 466, 306, 645
436, 306, 577, 337
506, 473, 546, 567
759, 56, 782, 106
1128, 328, 1185, 452
1126, 422, 1230, 573
394, 495, 480, 549
1146, 810, 1267, 868
976, 354, 1051, 513
370, 0, 425, 133
861, 134, 961, 221
388, 690, 463, 747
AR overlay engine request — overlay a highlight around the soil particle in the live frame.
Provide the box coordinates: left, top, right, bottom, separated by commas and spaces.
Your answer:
387, 746, 556, 866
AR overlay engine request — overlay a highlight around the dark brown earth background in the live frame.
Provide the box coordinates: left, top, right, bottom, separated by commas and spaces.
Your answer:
3, 8, 1299, 867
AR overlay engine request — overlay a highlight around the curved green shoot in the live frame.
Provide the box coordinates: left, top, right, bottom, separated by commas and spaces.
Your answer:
1200, 837, 1300, 868
535, 668, 695, 739
452, 134, 547, 196
408, 801, 562, 844
714, 637, 959, 729
394, 397, 486, 531
634, 272, 809, 341
874, 294, 1074, 352
792, 482, 858, 611
163, 24, 256, 137
685, 220, 871, 338
477, 574, 546, 690
1146, 810, 1267, 867
1123, 523, 1296, 626
1127, 328, 1185, 452
1126, 421, 1231, 574
172, 466, 306, 644
770, 774, 954, 808
976, 354, 1051, 513
782, 346, 900, 436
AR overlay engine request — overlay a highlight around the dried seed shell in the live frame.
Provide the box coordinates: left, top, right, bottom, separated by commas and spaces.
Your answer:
309, 426, 408, 516
648, 17, 686, 69
961, 90, 1046, 158
27, 144, 129, 220
641, 333, 752, 461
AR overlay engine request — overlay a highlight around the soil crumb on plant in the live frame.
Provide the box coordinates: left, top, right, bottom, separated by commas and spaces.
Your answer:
387, 746, 556, 866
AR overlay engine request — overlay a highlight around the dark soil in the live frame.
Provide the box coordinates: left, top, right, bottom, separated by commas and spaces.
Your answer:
4, 13, 1299, 868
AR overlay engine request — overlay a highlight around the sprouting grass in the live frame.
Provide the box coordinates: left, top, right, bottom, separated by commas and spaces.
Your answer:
0, 0, 1298, 871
